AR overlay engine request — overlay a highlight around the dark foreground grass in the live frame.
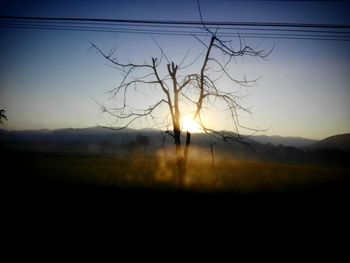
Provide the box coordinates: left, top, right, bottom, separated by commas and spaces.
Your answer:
3, 151, 350, 261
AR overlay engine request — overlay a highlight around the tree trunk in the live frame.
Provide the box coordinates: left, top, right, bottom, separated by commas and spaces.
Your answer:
174, 129, 183, 187
183, 132, 191, 176
174, 130, 191, 188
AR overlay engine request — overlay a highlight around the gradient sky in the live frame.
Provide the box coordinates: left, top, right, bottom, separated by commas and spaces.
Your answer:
0, 0, 349, 139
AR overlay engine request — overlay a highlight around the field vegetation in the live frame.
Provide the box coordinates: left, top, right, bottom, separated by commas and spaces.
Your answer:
9, 151, 349, 194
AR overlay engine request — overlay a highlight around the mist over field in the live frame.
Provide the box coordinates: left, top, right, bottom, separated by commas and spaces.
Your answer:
2, 127, 349, 193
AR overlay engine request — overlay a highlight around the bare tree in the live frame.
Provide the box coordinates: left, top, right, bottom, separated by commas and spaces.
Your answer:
0, 109, 7, 124
90, 3, 271, 186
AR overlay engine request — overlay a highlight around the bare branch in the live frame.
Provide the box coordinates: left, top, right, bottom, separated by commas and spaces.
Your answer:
90, 41, 153, 69
150, 36, 171, 65
191, 33, 208, 48
194, 36, 215, 119
208, 57, 258, 87
97, 99, 168, 130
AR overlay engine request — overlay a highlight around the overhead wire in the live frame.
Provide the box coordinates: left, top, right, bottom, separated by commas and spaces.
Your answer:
0, 15, 350, 41
1, 15, 350, 28
0, 24, 349, 41
2, 18, 350, 35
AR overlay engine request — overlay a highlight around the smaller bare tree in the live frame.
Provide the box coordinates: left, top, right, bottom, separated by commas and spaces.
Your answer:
0, 109, 7, 124
90, 2, 272, 186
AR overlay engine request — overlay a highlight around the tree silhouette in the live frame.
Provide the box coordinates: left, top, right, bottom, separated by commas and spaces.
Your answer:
0, 109, 7, 124
91, 2, 271, 186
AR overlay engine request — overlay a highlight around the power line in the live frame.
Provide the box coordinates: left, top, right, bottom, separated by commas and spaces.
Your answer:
1, 15, 350, 41
1, 15, 350, 29
1, 19, 347, 34
2, 19, 350, 35
1, 24, 348, 42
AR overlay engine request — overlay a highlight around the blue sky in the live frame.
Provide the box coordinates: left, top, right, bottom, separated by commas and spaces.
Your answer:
0, 0, 349, 139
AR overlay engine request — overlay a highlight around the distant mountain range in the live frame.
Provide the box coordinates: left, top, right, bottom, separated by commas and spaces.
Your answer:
0, 126, 319, 147
1, 127, 349, 167
250, 135, 317, 148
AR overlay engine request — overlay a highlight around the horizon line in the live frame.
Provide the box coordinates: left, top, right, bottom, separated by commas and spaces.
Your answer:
1, 125, 347, 141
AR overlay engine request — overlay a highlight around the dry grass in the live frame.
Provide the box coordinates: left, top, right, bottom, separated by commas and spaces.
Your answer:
186, 159, 348, 193
13, 153, 349, 194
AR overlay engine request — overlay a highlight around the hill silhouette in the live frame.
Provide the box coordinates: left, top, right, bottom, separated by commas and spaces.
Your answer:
308, 133, 350, 152
251, 135, 316, 148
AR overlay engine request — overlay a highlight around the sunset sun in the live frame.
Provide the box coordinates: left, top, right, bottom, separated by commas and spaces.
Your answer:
182, 116, 202, 133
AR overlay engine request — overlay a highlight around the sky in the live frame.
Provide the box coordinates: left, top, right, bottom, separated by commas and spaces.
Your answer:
0, 0, 349, 140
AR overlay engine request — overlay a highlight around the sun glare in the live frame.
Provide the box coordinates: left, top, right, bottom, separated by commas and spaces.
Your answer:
182, 116, 202, 133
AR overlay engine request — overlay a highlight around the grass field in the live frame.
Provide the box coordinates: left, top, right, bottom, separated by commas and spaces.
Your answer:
8, 151, 349, 194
